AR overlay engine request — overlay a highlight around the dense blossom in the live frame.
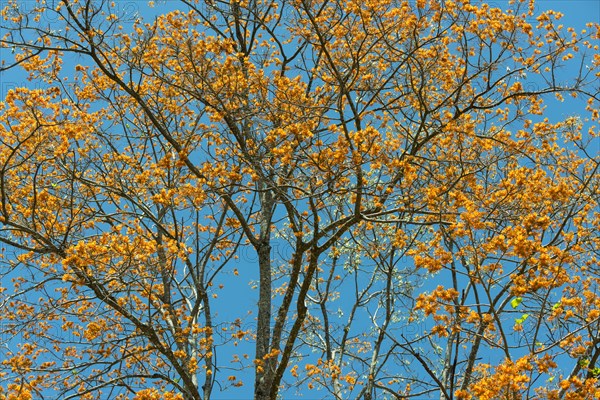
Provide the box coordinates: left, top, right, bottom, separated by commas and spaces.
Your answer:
0, 0, 598, 399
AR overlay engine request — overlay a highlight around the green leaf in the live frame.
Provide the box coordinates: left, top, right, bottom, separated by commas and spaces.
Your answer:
515, 313, 529, 324
510, 297, 523, 309
547, 376, 555, 382
552, 302, 561, 310
579, 358, 590, 367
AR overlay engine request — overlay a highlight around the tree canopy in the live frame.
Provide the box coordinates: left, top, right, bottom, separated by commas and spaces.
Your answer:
0, 0, 599, 399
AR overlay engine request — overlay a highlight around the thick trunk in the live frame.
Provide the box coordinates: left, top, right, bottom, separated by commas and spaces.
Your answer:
254, 239, 273, 400
254, 187, 275, 400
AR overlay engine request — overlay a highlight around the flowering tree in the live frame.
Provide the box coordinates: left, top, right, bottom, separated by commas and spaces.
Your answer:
0, 0, 599, 399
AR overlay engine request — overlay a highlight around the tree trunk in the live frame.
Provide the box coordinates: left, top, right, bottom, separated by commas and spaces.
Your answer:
255, 188, 275, 400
